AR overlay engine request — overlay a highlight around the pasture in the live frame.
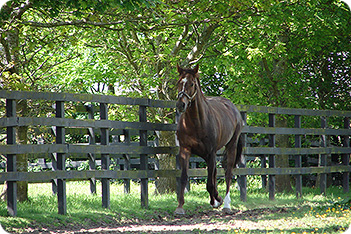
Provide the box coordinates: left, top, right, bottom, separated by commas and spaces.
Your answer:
0, 180, 350, 233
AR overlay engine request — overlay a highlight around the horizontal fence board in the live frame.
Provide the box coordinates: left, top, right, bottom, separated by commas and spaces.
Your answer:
0, 117, 177, 132
3, 118, 350, 137
244, 147, 351, 155
0, 144, 179, 155
231, 165, 351, 176
0, 170, 181, 183
189, 166, 351, 177
0, 128, 155, 138
68, 145, 179, 155
237, 105, 351, 117
1, 144, 350, 156
0, 90, 176, 108
147, 99, 176, 109
3, 117, 349, 136
242, 126, 351, 136
1, 166, 350, 183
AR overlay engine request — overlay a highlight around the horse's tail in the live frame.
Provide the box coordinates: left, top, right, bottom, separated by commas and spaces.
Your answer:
234, 134, 244, 167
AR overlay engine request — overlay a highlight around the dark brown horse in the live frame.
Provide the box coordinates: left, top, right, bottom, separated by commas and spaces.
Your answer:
175, 64, 243, 215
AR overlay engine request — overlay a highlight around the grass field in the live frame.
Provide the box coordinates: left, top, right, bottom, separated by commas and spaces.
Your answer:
0, 180, 350, 233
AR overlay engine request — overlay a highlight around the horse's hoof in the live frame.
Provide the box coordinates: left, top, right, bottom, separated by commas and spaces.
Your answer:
174, 207, 185, 215
222, 208, 233, 214
212, 196, 223, 208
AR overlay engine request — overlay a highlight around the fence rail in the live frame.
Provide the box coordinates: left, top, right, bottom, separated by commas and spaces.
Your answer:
1, 166, 350, 182
0, 145, 350, 157
0, 90, 350, 216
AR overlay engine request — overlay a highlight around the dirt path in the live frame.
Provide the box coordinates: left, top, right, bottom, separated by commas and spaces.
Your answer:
22, 207, 298, 234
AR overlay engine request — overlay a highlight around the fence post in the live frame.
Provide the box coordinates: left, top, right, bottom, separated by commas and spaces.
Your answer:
268, 113, 275, 200
342, 117, 350, 193
295, 115, 302, 198
6, 99, 17, 217
238, 111, 247, 202
51, 132, 58, 195
320, 116, 327, 195
100, 103, 110, 209
86, 104, 96, 195
123, 129, 131, 194
139, 105, 148, 208
55, 101, 67, 215
259, 136, 267, 188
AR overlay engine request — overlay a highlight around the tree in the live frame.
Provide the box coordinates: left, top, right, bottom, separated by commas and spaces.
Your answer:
1, 0, 249, 195
0, 0, 141, 200
219, 0, 351, 191
41, 0, 254, 193
1, 0, 350, 197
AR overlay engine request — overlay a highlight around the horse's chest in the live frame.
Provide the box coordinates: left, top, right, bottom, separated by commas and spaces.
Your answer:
177, 125, 214, 156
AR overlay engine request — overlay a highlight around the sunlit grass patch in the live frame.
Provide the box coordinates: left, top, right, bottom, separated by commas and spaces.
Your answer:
306, 197, 351, 232
0, 181, 350, 233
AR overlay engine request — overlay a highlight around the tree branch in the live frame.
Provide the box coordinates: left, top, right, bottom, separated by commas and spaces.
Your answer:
182, 23, 219, 66
20, 19, 125, 28
171, 25, 189, 56
117, 31, 139, 75
36, 54, 80, 81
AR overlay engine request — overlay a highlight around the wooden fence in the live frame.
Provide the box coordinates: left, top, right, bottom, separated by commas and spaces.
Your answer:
0, 90, 350, 217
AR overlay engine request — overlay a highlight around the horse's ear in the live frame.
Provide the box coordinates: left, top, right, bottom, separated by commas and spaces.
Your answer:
193, 64, 199, 74
177, 64, 183, 74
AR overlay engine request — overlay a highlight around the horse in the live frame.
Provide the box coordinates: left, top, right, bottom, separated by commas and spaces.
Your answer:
175, 64, 243, 215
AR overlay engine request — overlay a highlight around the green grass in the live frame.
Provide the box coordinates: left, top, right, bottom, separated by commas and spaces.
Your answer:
0, 181, 350, 233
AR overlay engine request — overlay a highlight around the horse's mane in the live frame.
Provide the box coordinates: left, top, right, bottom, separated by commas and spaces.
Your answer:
195, 76, 205, 99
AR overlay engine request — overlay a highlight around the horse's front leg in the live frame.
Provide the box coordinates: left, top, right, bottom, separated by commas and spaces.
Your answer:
175, 147, 191, 215
207, 153, 223, 208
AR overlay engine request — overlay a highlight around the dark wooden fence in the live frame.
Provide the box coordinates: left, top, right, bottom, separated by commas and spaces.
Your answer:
0, 90, 350, 217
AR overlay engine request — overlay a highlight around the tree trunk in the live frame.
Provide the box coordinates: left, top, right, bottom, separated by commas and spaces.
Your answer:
155, 130, 177, 194
17, 126, 29, 202
16, 100, 29, 202
2, 13, 29, 201
275, 116, 293, 193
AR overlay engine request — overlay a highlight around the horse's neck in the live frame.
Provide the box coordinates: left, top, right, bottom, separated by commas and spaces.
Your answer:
187, 78, 208, 125
186, 94, 208, 127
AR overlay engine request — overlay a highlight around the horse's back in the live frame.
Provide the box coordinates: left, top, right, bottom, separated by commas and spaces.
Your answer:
206, 96, 241, 123
205, 96, 242, 149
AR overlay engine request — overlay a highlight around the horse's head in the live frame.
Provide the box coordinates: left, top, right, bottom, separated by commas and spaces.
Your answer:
176, 64, 199, 113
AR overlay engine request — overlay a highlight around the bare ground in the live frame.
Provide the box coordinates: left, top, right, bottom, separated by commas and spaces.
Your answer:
20, 207, 300, 234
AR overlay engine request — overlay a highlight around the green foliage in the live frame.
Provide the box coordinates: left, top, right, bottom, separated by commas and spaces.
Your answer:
77, 160, 89, 171
2, 0, 350, 113
246, 158, 263, 190
220, 0, 351, 110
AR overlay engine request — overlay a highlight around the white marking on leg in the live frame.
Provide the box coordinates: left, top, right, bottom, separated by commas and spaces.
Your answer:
223, 192, 231, 209
213, 199, 221, 208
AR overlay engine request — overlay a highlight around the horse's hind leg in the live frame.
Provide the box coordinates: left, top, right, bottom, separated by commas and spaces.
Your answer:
207, 152, 223, 208
223, 132, 241, 213
222, 147, 234, 213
